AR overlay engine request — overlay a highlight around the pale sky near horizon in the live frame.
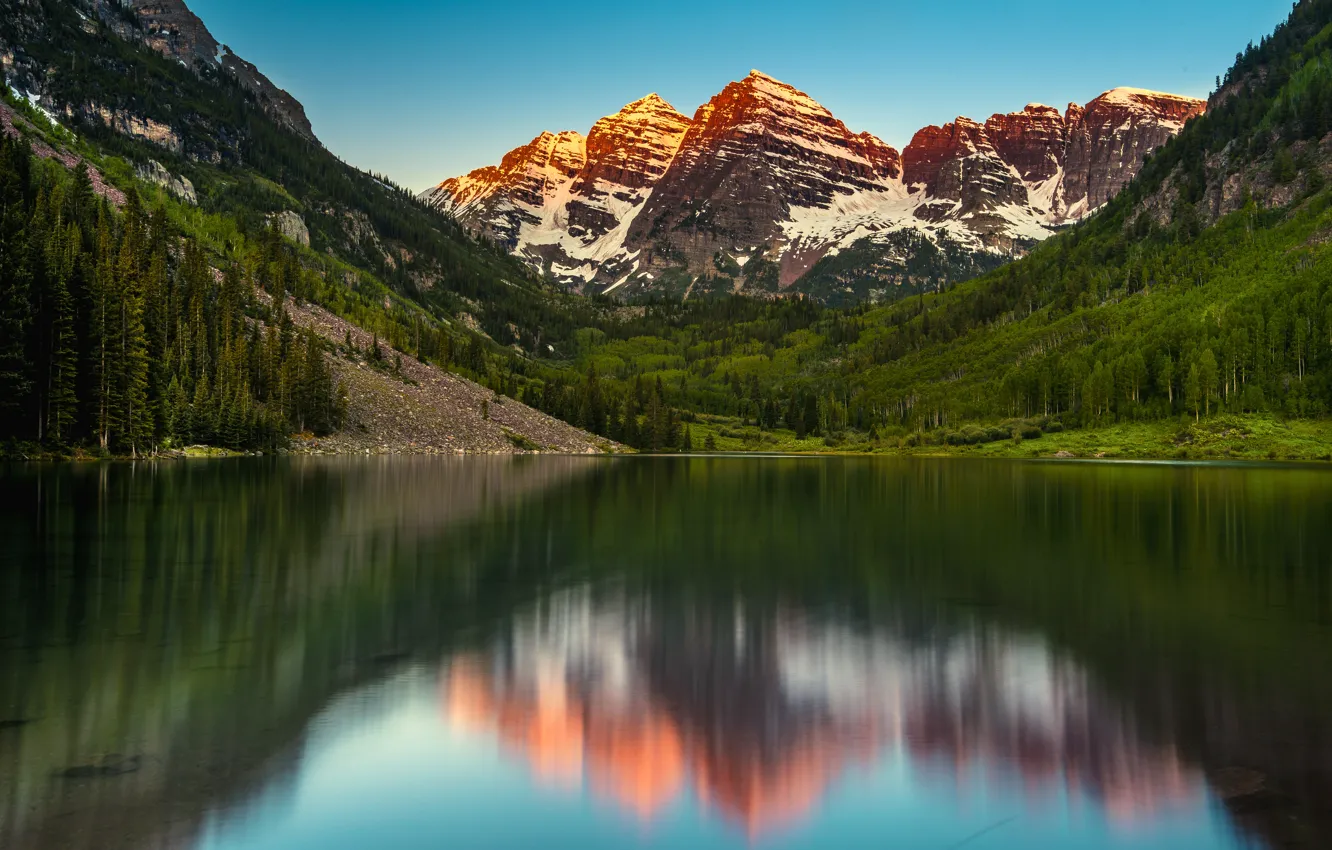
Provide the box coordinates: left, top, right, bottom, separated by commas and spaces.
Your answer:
189, 0, 1294, 191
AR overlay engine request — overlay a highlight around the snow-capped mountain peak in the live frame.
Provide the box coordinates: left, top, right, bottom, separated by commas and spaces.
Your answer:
421, 72, 1204, 301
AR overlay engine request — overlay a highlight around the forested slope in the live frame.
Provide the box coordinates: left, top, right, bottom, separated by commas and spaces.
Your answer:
0, 0, 620, 455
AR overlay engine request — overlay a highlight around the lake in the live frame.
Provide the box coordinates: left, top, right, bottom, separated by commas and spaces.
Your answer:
1, 456, 1330, 850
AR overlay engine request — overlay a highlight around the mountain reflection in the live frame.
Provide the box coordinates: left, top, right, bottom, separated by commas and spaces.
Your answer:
442, 586, 1203, 836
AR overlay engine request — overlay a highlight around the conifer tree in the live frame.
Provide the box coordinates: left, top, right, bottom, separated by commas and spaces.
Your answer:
92, 205, 117, 450
0, 138, 33, 433
46, 223, 80, 443
114, 197, 152, 455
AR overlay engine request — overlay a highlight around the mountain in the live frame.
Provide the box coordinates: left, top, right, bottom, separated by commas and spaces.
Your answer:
541, 0, 1332, 458
111, 0, 317, 141
0, 0, 630, 355
0, 0, 624, 455
421, 94, 693, 287
423, 72, 1204, 303
2, 0, 316, 142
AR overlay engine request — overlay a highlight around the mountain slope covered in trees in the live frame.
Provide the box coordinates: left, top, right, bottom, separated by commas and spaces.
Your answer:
0, 0, 627, 455
0, 125, 351, 453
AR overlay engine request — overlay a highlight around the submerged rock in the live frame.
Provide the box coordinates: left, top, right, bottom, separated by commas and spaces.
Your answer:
56, 754, 141, 779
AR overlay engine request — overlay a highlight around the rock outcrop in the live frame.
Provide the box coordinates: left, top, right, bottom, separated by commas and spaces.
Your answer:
88, 104, 182, 152
424, 72, 1204, 301
984, 104, 1068, 185
135, 158, 196, 204
269, 210, 310, 247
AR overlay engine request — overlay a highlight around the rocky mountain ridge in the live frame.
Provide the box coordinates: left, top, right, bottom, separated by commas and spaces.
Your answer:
0, 0, 317, 142
424, 72, 1205, 302
108, 0, 318, 141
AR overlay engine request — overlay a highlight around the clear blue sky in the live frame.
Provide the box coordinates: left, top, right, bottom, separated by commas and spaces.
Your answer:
190, 0, 1293, 191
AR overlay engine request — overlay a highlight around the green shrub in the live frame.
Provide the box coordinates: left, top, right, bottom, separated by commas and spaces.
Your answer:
983, 426, 1010, 443
503, 430, 541, 451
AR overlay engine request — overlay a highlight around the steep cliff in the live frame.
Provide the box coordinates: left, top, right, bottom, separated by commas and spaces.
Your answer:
109, 0, 317, 141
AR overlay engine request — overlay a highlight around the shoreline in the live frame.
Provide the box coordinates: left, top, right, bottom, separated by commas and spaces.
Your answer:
6, 445, 1332, 466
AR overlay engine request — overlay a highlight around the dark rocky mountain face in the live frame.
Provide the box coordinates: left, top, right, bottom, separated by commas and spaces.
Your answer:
107, 0, 318, 141
123, 0, 316, 141
424, 73, 1204, 302
1, 0, 317, 143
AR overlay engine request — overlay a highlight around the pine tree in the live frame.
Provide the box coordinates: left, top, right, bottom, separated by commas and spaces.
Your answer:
580, 363, 606, 436
803, 394, 820, 437
46, 224, 79, 443
645, 389, 663, 451
0, 137, 34, 434
27, 186, 54, 441
299, 330, 335, 435
114, 198, 152, 455
621, 396, 641, 448
190, 373, 213, 445
163, 375, 185, 444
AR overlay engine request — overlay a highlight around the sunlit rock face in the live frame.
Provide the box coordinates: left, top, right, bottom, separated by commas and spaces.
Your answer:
625, 71, 906, 288
1061, 88, 1207, 215
422, 74, 1202, 297
441, 587, 1204, 837
420, 96, 691, 287
421, 130, 589, 254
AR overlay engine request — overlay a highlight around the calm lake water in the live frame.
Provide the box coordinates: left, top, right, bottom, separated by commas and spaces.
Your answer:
1, 456, 1331, 850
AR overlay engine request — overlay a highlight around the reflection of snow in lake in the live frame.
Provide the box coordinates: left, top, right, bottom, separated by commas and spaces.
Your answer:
442, 586, 1205, 836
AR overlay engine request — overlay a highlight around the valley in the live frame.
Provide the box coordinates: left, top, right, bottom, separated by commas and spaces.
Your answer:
3, 5, 1332, 849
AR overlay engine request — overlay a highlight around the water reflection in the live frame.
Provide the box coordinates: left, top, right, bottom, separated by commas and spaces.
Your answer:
0, 456, 1329, 850
442, 586, 1205, 838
